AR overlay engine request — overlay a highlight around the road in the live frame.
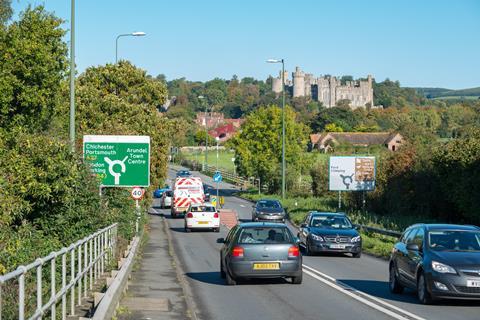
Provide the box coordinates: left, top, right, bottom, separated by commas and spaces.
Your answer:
151, 166, 480, 320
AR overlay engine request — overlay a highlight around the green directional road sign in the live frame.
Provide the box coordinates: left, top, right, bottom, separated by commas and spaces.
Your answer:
83, 135, 150, 187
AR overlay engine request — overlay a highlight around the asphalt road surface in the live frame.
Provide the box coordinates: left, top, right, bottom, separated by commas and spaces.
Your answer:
151, 166, 480, 320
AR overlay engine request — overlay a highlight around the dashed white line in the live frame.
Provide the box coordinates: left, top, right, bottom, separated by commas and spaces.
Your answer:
303, 264, 426, 320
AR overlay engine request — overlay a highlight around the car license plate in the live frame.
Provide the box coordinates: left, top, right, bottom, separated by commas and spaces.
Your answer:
330, 244, 346, 249
253, 263, 280, 270
467, 280, 480, 287
197, 221, 209, 225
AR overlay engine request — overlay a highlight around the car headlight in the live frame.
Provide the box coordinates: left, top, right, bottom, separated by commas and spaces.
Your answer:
351, 236, 361, 243
432, 261, 456, 274
310, 234, 324, 242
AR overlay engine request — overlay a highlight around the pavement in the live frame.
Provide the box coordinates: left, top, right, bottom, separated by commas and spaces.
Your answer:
117, 207, 190, 320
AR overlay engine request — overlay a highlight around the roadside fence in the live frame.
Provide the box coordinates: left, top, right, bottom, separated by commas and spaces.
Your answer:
0, 224, 117, 320
180, 160, 253, 189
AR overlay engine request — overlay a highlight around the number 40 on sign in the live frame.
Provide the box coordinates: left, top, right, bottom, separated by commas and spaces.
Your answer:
131, 187, 144, 200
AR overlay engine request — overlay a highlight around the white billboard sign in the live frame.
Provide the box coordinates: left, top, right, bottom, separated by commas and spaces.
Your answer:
329, 156, 376, 191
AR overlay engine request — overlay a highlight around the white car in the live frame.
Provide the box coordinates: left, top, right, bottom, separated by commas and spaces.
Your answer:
160, 190, 173, 208
184, 203, 220, 232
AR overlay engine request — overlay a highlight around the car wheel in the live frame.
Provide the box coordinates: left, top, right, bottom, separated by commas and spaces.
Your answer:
226, 270, 236, 286
352, 251, 361, 258
184, 223, 191, 233
214, 227, 220, 233
417, 272, 433, 304
389, 263, 404, 294
220, 259, 226, 279
171, 211, 176, 218
304, 243, 311, 256
292, 272, 303, 284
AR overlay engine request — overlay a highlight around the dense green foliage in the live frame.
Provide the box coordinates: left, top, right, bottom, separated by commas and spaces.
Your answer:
229, 105, 310, 193
0, 6, 67, 132
0, 6, 171, 276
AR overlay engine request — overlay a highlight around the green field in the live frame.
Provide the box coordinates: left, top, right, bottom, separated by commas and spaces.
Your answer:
181, 150, 236, 171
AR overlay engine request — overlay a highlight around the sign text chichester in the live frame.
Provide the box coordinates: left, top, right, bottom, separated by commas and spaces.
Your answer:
83, 135, 150, 187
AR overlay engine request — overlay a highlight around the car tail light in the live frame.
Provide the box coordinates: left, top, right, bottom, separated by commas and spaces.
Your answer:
214, 212, 219, 218
186, 212, 193, 218
232, 246, 244, 257
288, 246, 300, 257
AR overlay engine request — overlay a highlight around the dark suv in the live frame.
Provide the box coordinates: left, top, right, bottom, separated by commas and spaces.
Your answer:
298, 211, 361, 257
389, 224, 480, 304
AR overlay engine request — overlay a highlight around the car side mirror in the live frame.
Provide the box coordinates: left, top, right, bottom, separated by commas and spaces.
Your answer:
216, 238, 225, 244
406, 243, 419, 251
294, 237, 301, 244
300, 223, 307, 228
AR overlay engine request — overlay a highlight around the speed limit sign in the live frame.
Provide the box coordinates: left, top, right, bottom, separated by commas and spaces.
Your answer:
131, 187, 144, 200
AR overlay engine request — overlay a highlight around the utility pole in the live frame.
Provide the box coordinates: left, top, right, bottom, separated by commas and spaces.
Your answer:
69, 0, 75, 152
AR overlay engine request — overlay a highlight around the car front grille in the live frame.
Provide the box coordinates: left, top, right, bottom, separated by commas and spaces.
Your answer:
324, 236, 350, 243
460, 269, 480, 277
454, 286, 480, 294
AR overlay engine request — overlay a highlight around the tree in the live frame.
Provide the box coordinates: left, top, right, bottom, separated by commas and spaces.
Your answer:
0, 6, 68, 132
0, 0, 12, 25
56, 61, 170, 188
325, 123, 344, 132
229, 105, 309, 193
311, 106, 361, 132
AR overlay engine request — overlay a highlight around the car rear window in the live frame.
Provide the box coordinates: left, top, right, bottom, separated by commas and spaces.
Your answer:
190, 206, 216, 212
165, 191, 173, 196
237, 227, 292, 244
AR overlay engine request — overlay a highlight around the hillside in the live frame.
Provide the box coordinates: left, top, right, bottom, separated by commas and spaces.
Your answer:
413, 86, 480, 99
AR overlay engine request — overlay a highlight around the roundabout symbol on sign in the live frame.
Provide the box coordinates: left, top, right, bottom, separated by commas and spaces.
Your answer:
131, 187, 144, 200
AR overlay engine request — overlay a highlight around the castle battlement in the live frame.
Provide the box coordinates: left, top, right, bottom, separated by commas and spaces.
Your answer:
271, 66, 374, 109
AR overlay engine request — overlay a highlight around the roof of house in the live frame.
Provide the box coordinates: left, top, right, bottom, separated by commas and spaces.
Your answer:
208, 123, 237, 138
312, 132, 401, 146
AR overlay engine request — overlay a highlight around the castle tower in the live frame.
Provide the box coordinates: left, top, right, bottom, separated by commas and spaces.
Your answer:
292, 66, 305, 97
272, 70, 288, 94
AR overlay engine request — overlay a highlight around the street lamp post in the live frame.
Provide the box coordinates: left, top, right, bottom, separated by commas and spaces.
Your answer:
199, 96, 208, 171
69, 0, 75, 152
266, 58, 286, 199
115, 31, 146, 63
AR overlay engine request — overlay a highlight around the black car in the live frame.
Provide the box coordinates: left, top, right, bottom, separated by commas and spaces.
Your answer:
298, 211, 362, 257
218, 222, 302, 285
176, 170, 192, 177
389, 223, 480, 304
252, 199, 286, 222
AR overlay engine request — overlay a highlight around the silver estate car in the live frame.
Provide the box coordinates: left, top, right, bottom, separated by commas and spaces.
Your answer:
219, 222, 302, 285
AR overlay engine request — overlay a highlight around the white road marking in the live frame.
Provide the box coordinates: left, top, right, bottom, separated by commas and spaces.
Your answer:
303, 264, 426, 320
240, 204, 245, 208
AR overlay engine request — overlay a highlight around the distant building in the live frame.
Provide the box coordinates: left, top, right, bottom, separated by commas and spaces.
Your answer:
195, 112, 225, 129
271, 66, 376, 109
208, 123, 239, 142
310, 132, 404, 152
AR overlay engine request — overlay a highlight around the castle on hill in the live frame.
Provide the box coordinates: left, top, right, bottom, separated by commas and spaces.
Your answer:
271, 66, 375, 109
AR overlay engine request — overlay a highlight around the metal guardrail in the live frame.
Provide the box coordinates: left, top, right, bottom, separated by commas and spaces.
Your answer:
0, 224, 117, 320
180, 160, 252, 188
356, 224, 402, 238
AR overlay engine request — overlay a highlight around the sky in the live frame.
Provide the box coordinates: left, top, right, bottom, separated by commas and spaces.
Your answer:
12, 0, 480, 89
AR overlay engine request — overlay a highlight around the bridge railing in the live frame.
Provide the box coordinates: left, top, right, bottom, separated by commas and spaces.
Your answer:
0, 223, 117, 320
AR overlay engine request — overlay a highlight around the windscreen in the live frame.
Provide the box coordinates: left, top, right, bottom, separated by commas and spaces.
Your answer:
237, 227, 292, 244
190, 206, 216, 212
428, 230, 480, 252
310, 215, 352, 229
257, 200, 281, 209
